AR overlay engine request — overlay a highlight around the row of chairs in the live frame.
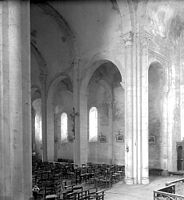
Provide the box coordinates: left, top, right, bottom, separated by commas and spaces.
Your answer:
33, 181, 104, 200
62, 184, 104, 200
32, 157, 124, 199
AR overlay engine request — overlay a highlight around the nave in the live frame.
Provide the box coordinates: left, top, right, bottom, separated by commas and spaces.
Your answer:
32, 155, 124, 199
32, 156, 184, 200
105, 176, 184, 200
2, 0, 184, 199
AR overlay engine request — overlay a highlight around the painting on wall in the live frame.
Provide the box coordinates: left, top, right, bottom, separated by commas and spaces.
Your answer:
115, 130, 124, 143
99, 133, 107, 143
115, 133, 124, 143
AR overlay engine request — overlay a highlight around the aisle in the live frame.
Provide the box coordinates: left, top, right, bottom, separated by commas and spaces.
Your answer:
104, 176, 183, 200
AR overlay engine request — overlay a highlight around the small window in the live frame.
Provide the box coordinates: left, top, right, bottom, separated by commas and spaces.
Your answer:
89, 107, 98, 142
35, 113, 42, 142
61, 112, 68, 142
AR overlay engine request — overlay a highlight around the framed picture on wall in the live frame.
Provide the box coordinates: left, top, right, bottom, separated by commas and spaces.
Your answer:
116, 134, 124, 142
149, 135, 155, 144
99, 134, 107, 143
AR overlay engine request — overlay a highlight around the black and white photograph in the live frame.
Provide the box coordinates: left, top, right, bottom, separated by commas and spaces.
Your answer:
1, 0, 184, 199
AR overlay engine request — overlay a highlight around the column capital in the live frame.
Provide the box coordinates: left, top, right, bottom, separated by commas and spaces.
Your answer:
122, 31, 134, 46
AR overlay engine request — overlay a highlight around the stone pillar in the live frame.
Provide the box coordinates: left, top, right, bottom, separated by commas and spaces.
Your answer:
167, 68, 176, 171
167, 48, 180, 172
0, 1, 32, 199
78, 92, 88, 165
123, 32, 134, 184
140, 35, 149, 184
109, 102, 113, 164
32, 107, 36, 152
40, 72, 48, 161
73, 58, 88, 166
74, 59, 89, 166
180, 33, 184, 141
123, 31, 149, 185
160, 84, 169, 175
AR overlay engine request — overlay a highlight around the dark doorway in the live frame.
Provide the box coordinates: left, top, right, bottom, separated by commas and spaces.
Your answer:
177, 146, 183, 171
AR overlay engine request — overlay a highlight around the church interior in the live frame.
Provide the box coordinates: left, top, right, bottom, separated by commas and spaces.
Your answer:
2, 0, 184, 199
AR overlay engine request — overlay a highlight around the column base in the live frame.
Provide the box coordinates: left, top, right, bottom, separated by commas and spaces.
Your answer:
141, 177, 149, 184
125, 177, 134, 185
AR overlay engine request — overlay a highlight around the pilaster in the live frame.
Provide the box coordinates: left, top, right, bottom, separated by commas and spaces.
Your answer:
39, 72, 48, 161
123, 31, 134, 184
140, 33, 149, 184
32, 107, 36, 152
73, 57, 88, 166
122, 30, 149, 184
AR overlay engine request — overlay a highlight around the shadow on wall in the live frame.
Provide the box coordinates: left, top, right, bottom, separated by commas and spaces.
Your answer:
148, 62, 165, 168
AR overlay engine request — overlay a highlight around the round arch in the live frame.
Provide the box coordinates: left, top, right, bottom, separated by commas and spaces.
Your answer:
80, 55, 124, 94
76, 58, 124, 165
87, 78, 114, 164
148, 59, 164, 70
47, 73, 73, 161
148, 61, 167, 172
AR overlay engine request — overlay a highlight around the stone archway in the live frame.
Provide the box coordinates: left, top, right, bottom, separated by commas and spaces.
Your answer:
47, 74, 73, 161
87, 63, 124, 165
75, 58, 124, 166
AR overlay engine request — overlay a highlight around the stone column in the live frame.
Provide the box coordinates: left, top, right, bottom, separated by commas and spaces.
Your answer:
32, 107, 36, 152
123, 31, 149, 185
167, 48, 180, 172
73, 57, 88, 166
180, 34, 184, 141
167, 70, 176, 171
140, 34, 149, 184
40, 72, 48, 161
123, 32, 134, 184
160, 83, 169, 175
0, 1, 32, 199
109, 101, 113, 164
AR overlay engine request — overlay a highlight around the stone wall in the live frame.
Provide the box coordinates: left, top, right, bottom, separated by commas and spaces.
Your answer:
148, 63, 165, 168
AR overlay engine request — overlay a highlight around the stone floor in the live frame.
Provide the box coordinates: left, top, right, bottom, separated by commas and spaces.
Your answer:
104, 175, 184, 200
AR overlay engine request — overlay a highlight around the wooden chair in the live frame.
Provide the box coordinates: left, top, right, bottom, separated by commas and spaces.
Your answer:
87, 187, 105, 200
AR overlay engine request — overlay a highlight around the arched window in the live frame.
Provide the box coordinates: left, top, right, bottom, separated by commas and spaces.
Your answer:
89, 107, 98, 142
61, 112, 68, 142
35, 113, 42, 142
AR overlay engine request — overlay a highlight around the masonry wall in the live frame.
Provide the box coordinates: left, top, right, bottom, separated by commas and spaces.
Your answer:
148, 64, 164, 168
